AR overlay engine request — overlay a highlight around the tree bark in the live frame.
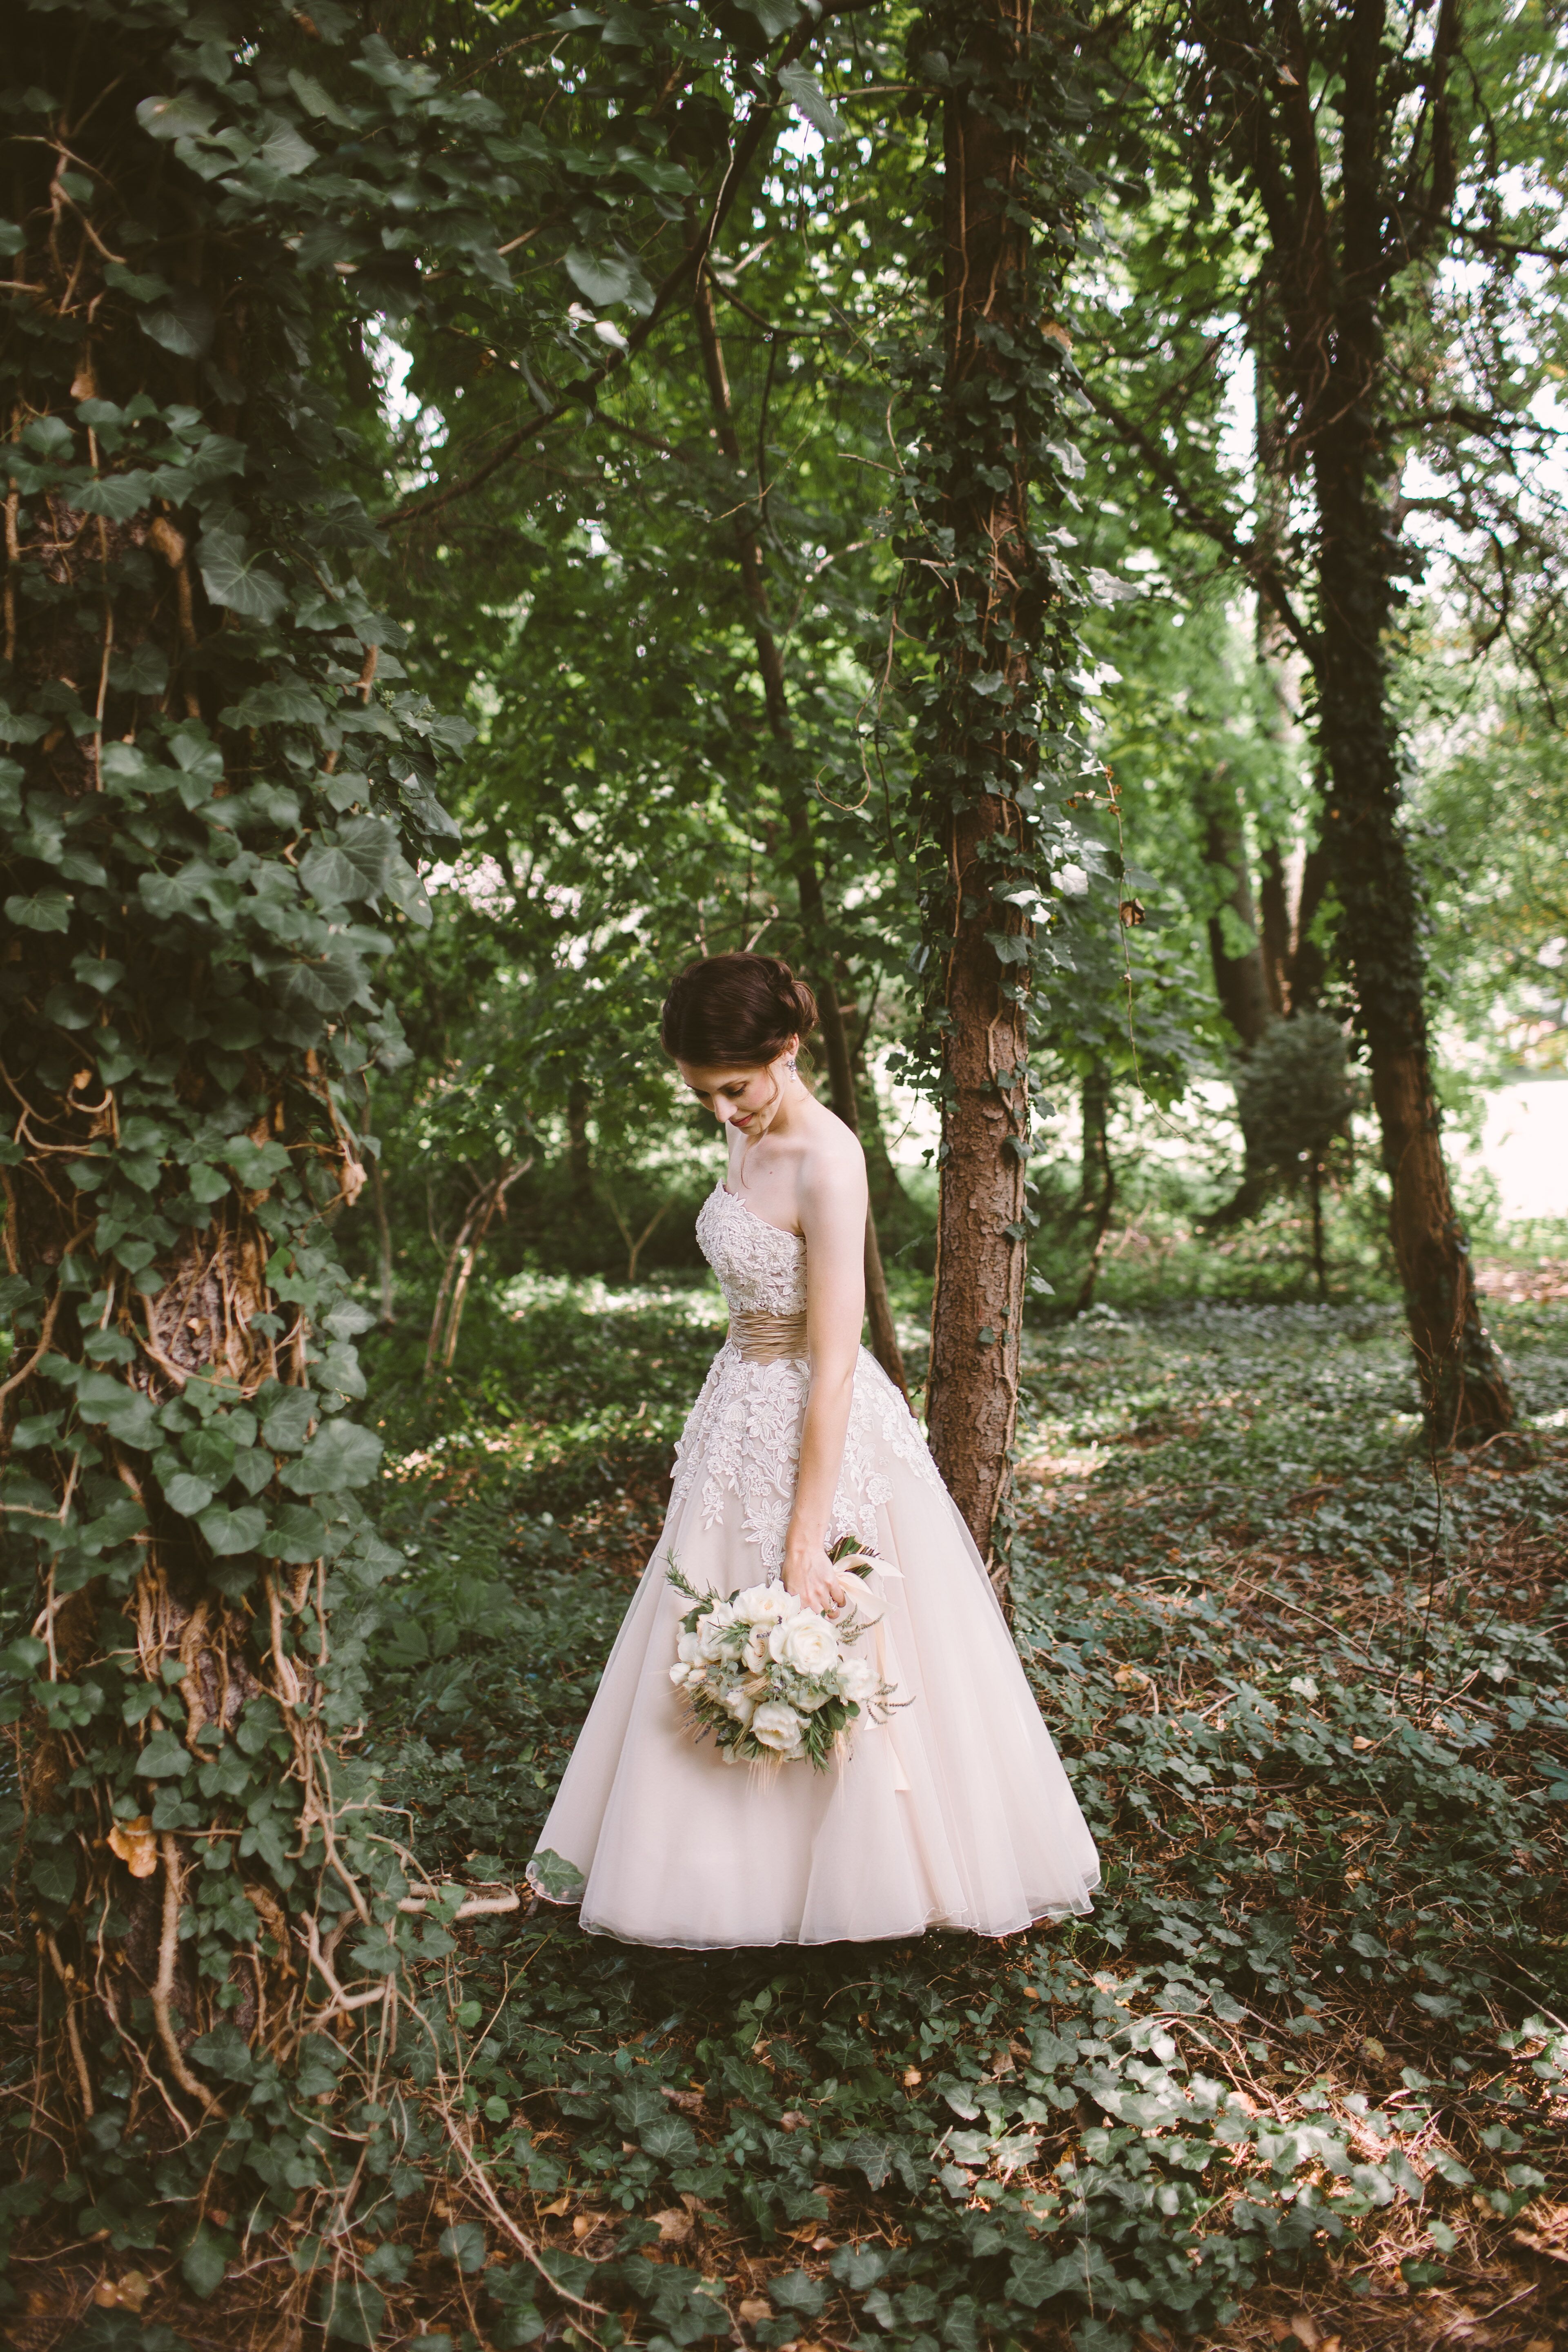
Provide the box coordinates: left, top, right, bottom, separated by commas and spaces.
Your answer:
1304, 4, 1511, 1443
690, 263, 909, 1399
921, 0, 1039, 1584
1074, 1069, 1115, 1312
566, 1078, 593, 1191
1198, 0, 1512, 1440
1203, 801, 1274, 1049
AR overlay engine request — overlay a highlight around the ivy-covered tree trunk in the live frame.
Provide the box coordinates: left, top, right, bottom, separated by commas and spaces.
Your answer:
914, 0, 1083, 1585
1194, 0, 1513, 1443
0, 0, 496, 2282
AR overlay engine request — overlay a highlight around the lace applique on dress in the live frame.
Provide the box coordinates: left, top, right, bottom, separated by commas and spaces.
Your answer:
668, 1184, 942, 1572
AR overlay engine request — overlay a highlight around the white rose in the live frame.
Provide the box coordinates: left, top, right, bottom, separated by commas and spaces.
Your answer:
734, 1584, 782, 1623
723, 1685, 757, 1725
769, 1613, 840, 1676
670, 1662, 690, 1686
750, 1701, 805, 1754
698, 1612, 739, 1661
838, 1656, 877, 1703
743, 1627, 770, 1672
677, 1629, 706, 1666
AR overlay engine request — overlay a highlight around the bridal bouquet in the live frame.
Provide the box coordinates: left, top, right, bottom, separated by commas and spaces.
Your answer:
667, 1541, 898, 1770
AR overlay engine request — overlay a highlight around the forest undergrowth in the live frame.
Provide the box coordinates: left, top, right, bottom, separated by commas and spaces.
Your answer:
11, 1292, 1568, 2352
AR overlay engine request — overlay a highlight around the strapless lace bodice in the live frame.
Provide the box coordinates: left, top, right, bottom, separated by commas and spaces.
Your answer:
667, 1179, 942, 1572
694, 1182, 807, 1316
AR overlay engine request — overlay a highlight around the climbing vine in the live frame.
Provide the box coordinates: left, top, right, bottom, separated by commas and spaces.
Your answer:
0, 0, 704, 2307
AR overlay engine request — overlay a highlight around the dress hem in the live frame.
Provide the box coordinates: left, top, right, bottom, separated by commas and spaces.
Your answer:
524, 1864, 1101, 1950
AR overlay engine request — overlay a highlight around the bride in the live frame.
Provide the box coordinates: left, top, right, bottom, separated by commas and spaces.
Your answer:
527, 951, 1100, 1947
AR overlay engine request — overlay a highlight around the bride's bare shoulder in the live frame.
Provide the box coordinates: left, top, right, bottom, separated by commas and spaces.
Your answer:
799, 1102, 867, 1200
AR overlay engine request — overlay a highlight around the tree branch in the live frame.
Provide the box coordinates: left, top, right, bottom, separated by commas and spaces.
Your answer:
383, 4, 873, 531
1080, 379, 1321, 661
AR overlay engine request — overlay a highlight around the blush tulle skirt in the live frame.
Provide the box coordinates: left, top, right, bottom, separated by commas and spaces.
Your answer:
526, 1390, 1101, 1949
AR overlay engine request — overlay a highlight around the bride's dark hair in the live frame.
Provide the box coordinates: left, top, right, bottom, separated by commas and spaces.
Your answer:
660, 951, 817, 1067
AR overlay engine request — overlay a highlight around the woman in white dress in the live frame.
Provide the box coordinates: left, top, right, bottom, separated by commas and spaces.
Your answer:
527, 952, 1100, 1947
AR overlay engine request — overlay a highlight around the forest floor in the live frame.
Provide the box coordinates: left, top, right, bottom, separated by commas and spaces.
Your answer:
11, 1285, 1568, 2352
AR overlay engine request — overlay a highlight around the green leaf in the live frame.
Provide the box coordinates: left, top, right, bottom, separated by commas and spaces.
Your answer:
528, 1848, 586, 1902
30, 1849, 77, 1907
439, 2223, 489, 2274
197, 527, 287, 623
139, 290, 217, 359
260, 1502, 327, 1562
736, 0, 800, 31
6, 888, 70, 933
318, 2274, 386, 2347
164, 1473, 216, 1518
287, 1420, 383, 1492
262, 1390, 314, 1453
255, 120, 319, 176
564, 245, 653, 313
189, 2021, 256, 2081
137, 91, 220, 141
182, 2223, 230, 2299
138, 1729, 192, 1780
777, 63, 849, 141
74, 470, 154, 521
197, 1503, 266, 1555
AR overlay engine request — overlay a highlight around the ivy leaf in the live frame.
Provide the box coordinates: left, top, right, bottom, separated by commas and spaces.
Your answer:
197, 527, 288, 623
138, 1729, 193, 1780
254, 119, 319, 176
564, 245, 653, 314
136, 91, 220, 141
735, 0, 800, 33
528, 1848, 586, 1902
6, 888, 70, 933
316, 2275, 385, 2348
777, 64, 849, 142
164, 1472, 216, 1518
439, 2223, 489, 2274
74, 470, 155, 521
181, 2223, 230, 2299
30, 1850, 77, 1907
261, 1390, 314, 1453
286, 1420, 383, 1492
140, 289, 217, 359
198, 1503, 267, 1555
274, 939, 367, 1016
260, 1503, 327, 1561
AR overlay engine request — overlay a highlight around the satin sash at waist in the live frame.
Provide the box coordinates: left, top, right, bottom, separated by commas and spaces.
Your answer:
728, 1310, 809, 1363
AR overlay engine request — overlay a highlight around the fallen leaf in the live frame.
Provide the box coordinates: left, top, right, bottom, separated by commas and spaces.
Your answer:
779, 2109, 807, 2131
662, 2084, 705, 2114
1289, 2319, 1320, 2350
572, 2213, 607, 2240
902, 2067, 922, 2087
1114, 1663, 1152, 1689
540, 2196, 570, 2217
1352, 1735, 1375, 1751
738, 2297, 772, 2324
107, 1816, 158, 1878
653, 2208, 692, 2243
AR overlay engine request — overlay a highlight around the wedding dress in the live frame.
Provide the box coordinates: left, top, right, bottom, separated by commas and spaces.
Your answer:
526, 1181, 1100, 1946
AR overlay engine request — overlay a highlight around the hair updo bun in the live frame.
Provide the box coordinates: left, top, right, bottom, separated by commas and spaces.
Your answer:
660, 951, 817, 1069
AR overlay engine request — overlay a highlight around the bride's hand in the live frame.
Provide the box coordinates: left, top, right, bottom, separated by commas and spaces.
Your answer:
782, 1541, 847, 1617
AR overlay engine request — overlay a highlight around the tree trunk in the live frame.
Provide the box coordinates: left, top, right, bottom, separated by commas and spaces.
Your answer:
0, 7, 463, 2158
1202, 800, 1274, 1049
1257, 840, 1293, 1017
424, 1158, 531, 1376
1074, 1069, 1115, 1312
921, 0, 1041, 1587
1297, 0, 1508, 1439
690, 263, 908, 1399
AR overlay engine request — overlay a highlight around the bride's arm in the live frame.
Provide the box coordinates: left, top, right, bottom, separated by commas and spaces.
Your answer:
782, 1144, 868, 1613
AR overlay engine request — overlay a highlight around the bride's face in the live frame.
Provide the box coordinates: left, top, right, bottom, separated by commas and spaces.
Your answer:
676, 1045, 795, 1135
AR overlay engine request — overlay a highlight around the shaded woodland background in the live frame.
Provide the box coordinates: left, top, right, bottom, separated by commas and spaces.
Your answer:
3, 0, 1568, 2347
